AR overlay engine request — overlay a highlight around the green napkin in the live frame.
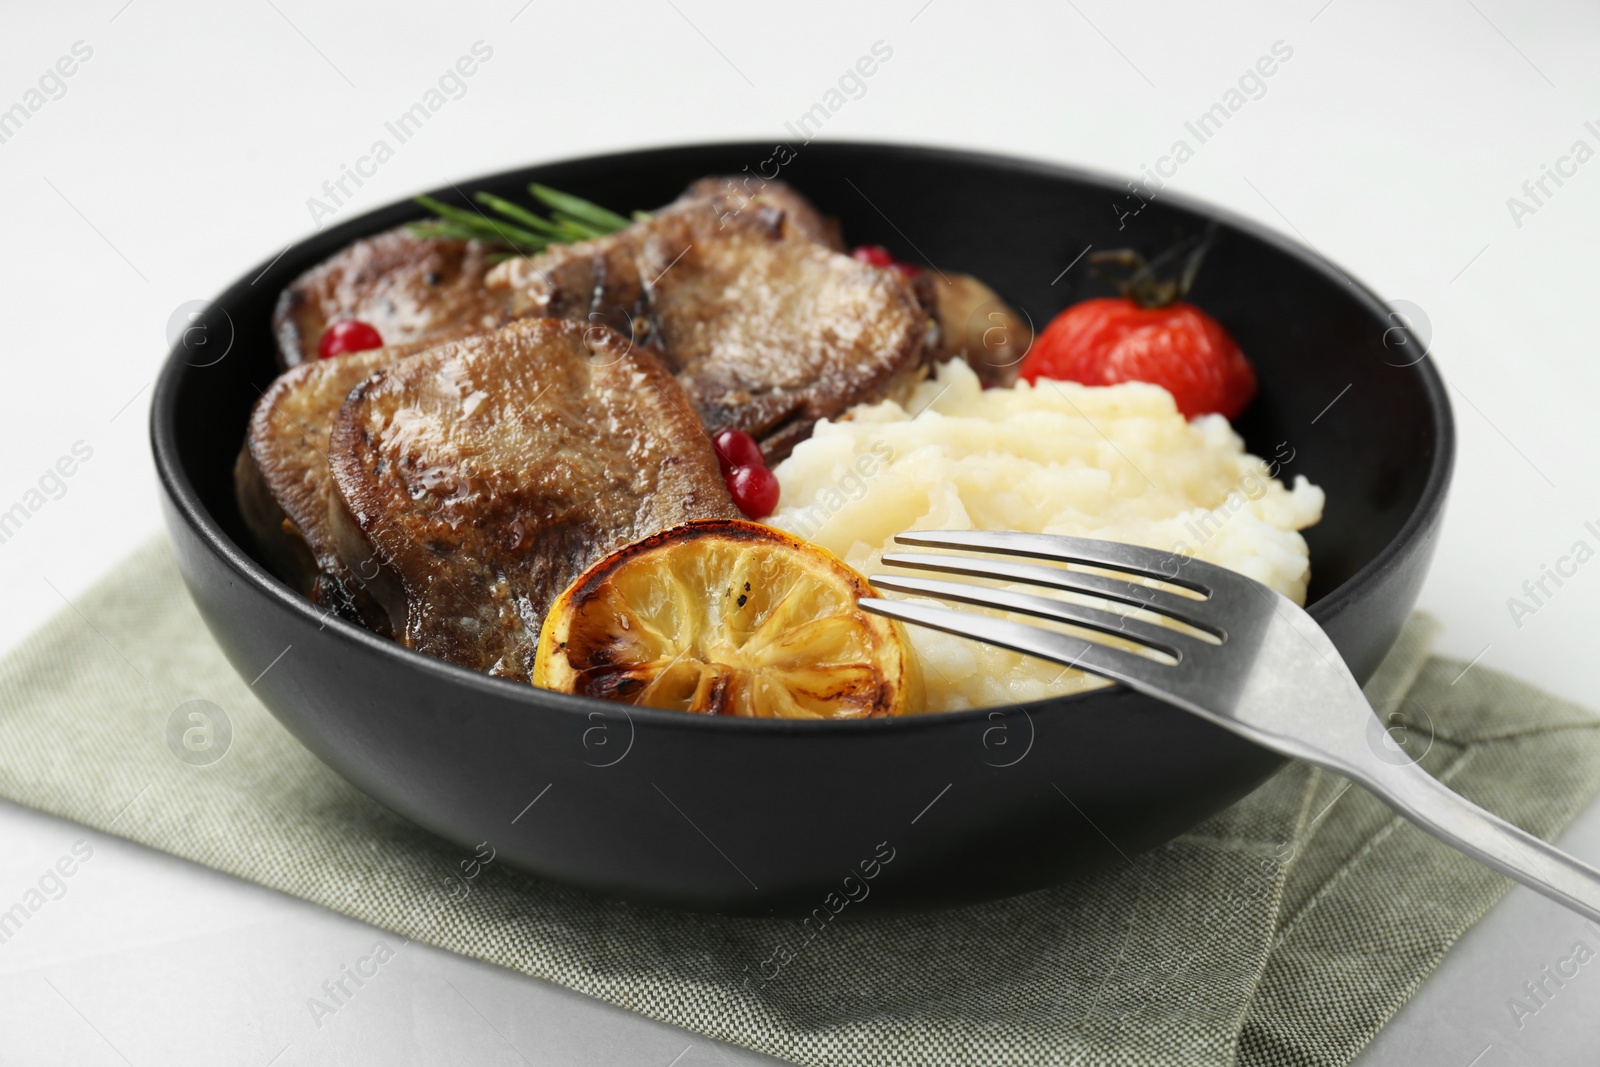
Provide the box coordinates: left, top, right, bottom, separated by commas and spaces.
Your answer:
4, 537, 1599, 1066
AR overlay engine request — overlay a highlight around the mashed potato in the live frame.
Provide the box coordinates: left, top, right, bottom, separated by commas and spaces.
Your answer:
768, 360, 1324, 713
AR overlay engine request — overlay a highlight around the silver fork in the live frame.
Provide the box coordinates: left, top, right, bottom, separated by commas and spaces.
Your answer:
859, 530, 1600, 924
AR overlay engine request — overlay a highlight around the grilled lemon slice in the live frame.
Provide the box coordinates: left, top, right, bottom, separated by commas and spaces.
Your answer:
533, 520, 920, 718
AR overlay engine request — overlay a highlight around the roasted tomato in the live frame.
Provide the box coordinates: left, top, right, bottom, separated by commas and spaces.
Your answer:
1020, 298, 1255, 419
1019, 237, 1256, 420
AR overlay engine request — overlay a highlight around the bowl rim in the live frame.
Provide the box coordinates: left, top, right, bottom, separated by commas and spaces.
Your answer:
150, 138, 1456, 737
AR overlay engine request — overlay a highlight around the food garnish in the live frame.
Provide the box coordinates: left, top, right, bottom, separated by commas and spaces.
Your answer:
533, 520, 920, 719
1019, 233, 1256, 419
409, 184, 636, 256
713, 429, 780, 519
712, 428, 763, 473
851, 244, 921, 278
317, 319, 384, 360
728, 465, 780, 519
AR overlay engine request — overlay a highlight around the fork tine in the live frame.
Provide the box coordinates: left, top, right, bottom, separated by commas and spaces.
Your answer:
892, 530, 1220, 595
867, 575, 1205, 660
857, 598, 1173, 690
880, 551, 1223, 637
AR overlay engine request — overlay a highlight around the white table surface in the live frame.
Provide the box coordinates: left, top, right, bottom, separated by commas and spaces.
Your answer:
3, 0, 1598, 1062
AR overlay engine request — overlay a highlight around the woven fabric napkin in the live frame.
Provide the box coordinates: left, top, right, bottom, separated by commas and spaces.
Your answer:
4, 537, 1600, 1066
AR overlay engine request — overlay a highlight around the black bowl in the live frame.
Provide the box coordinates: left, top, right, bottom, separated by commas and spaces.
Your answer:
151, 142, 1453, 915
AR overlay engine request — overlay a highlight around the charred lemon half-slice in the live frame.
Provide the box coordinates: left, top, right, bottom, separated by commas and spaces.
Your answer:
534, 520, 920, 718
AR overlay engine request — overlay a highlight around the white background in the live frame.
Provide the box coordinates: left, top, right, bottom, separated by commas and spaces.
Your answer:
1, 0, 1598, 1063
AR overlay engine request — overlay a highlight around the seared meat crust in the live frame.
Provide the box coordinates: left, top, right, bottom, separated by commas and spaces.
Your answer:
326, 318, 737, 678
274, 179, 927, 462
272, 178, 834, 371
639, 204, 928, 461
237, 340, 445, 632
488, 190, 928, 462
273, 228, 508, 368
676, 176, 844, 249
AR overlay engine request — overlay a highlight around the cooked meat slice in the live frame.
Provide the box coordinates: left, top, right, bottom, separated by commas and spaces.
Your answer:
639, 205, 928, 461
277, 177, 924, 461
236, 339, 444, 632
326, 318, 738, 679
273, 178, 833, 372
484, 177, 840, 326
488, 196, 928, 463
235, 442, 316, 595
273, 227, 508, 368
927, 274, 1032, 388
675, 176, 843, 249
491, 232, 648, 340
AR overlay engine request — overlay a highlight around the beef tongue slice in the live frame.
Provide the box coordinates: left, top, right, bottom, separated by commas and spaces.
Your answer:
488, 187, 929, 462
638, 202, 928, 461
675, 176, 844, 249
237, 338, 454, 633
326, 318, 737, 679
273, 228, 509, 367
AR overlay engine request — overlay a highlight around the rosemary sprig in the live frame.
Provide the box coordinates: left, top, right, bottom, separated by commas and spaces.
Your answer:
411, 196, 549, 251
529, 184, 630, 233
408, 184, 637, 256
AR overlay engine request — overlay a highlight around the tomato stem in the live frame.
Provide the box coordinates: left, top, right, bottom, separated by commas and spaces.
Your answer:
1088, 224, 1218, 309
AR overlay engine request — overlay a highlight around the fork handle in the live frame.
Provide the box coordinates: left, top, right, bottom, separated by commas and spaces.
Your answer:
1351, 758, 1600, 925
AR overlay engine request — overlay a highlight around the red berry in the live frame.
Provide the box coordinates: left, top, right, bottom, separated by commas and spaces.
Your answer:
852, 244, 921, 278
851, 245, 896, 268
318, 319, 384, 359
712, 429, 763, 476
728, 465, 779, 519
1018, 298, 1256, 420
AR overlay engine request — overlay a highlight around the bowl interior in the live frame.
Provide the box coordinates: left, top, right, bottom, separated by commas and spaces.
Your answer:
169, 142, 1447, 624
